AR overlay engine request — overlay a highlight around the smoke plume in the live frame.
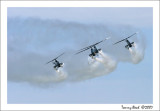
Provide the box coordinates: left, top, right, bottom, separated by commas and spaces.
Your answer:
7, 18, 146, 86
129, 43, 144, 64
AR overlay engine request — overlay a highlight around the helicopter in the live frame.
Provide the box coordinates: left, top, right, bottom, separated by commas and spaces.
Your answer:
75, 37, 110, 58
113, 32, 138, 49
46, 53, 64, 70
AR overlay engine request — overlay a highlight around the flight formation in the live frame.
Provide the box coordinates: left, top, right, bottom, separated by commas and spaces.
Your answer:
46, 32, 138, 71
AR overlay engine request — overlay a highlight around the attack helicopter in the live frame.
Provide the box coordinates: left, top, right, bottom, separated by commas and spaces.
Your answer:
113, 32, 138, 49
75, 37, 110, 58
46, 53, 64, 70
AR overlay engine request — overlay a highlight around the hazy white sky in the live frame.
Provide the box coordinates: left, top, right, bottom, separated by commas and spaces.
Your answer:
8, 7, 152, 28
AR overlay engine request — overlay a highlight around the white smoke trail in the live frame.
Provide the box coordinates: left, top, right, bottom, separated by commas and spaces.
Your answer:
24, 68, 68, 86
129, 43, 144, 64
94, 57, 103, 63
86, 51, 117, 76
7, 18, 145, 86
88, 56, 100, 72
32, 74, 65, 84
99, 51, 117, 72
88, 56, 96, 65
55, 68, 68, 81
68, 53, 116, 81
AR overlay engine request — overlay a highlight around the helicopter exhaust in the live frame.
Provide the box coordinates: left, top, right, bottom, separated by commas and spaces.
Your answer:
55, 68, 68, 79
128, 43, 144, 64
88, 51, 117, 73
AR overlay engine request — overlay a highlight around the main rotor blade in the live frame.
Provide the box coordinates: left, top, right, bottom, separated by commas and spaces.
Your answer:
77, 45, 92, 52
77, 37, 110, 52
46, 60, 54, 64
113, 32, 137, 45
113, 38, 127, 45
125, 32, 137, 39
46, 52, 64, 64
75, 47, 91, 55
55, 52, 65, 60
91, 37, 110, 47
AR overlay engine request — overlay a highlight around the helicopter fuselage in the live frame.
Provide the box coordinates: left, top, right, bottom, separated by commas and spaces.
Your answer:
89, 46, 101, 58
125, 39, 134, 49
53, 60, 64, 70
